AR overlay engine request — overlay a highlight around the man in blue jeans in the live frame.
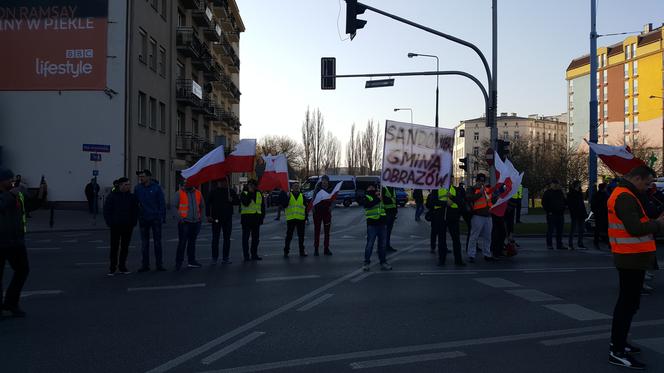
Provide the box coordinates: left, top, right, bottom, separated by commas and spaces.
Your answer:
174, 184, 205, 270
363, 184, 392, 272
134, 169, 166, 272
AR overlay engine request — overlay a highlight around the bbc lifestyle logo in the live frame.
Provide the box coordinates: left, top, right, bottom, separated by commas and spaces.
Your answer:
36, 49, 94, 78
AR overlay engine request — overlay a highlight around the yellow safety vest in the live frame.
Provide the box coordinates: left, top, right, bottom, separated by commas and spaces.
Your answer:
382, 187, 396, 209
241, 192, 262, 215
285, 193, 305, 221
365, 195, 386, 220
512, 185, 523, 200
435, 187, 458, 209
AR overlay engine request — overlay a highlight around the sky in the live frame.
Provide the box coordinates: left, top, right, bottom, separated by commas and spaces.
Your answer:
238, 0, 664, 147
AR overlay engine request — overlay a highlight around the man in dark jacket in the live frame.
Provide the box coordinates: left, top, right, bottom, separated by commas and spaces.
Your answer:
85, 178, 100, 214
206, 178, 240, 264
134, 169, 166, 272
542, 179, 567, 250
413, 189, 424, 221
567, 180, 587, 249
312, 176, 333, 256
591, 183, 610, 248
103, 177, 139, 276
240, 179, 265, 261
0, 168, 30, 317
426, 188, 446, 255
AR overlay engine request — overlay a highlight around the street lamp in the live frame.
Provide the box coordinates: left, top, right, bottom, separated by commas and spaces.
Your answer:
649, 95, 664, 175
393, 108, 413, 123
408, 53, 439, 130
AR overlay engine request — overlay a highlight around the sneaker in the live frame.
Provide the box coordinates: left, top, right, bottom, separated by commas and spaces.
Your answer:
283, 252, 289, 258
380, 263, 393, 271
137, 267, 150, 273
119, 269, 131, 275
608, 351, 645, 370
363, 263, 371, 272
610, 343, 642, 354
643, 283, 654, 291
107, 271, 116, 277
645, 272, 654, 281
187, 262, 202, 268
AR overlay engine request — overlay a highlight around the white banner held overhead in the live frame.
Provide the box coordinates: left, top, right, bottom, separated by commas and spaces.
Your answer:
381, 120, 454, 190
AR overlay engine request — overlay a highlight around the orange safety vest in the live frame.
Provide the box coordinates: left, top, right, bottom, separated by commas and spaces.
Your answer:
607, 186, 656, 254
178, 189, 202, 219
472, 186, 492, 211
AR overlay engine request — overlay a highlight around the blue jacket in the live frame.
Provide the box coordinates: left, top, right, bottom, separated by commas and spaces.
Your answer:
134, 180, 166, 222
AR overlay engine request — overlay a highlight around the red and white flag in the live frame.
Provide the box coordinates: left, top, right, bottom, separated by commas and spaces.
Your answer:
307, 181, 343, 212
258, 154, 289, 192
491, 151, 524, 217
182, 139, 256, 186
586, 140, 646, 175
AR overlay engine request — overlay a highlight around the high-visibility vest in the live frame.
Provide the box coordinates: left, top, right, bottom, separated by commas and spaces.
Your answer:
382, 187, 396, 209
607, 186, 656, 254
472, 186, 492, 211
285, 193, 305, 221
178, 189, 202, 219
365, 195, 386, 221
241, 191, 262, 215
18, 192, 26, 233
435, 186, 458, 209
512, 185, 523, 200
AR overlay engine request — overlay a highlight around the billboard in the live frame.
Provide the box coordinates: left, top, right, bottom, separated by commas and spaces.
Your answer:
381, 120, 455, 190
0, 0, 108, 90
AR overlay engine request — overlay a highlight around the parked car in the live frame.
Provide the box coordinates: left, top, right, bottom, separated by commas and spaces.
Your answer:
394, 188, 408, 207
302, 175, 357, 207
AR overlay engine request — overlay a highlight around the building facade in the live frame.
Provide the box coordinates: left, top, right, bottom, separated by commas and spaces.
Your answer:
453, 113, 568, 183
566, 23, 663, 150
0, 0, 244, 204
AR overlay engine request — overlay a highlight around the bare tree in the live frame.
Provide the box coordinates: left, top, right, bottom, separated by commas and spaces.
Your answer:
322, 131, 341, 173
373, 121, 383, 174
362, 120, 376, 173
346, 123, 357, 175
301, 107, 315, 177
313, 108, 326, 175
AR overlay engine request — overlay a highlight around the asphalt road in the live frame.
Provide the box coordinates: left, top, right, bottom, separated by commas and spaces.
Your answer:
2, 206, 664, 372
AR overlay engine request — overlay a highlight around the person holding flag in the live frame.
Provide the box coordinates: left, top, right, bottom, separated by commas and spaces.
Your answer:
311, 175, 340, 256
281, 182, 308, 258
240, 179, 265, 261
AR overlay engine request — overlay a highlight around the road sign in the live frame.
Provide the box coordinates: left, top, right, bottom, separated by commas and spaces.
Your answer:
92, 170, 99, 176
485, 148, 494, 167
365, 78, 394, 88
90, 153, 102, 162
82, 144, 110, 153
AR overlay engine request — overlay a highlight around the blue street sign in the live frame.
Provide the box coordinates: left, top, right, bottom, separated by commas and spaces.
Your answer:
82, 144, 111, 153
92, 170, 99, 176
90, 153, 102, 162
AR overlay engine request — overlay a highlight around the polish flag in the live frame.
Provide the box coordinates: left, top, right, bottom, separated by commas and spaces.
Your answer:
491, 151, 524, 217
258, 154, 290, 192
586, 140, 646, 175
182, 139, 256, 186
307, 181, 343, 212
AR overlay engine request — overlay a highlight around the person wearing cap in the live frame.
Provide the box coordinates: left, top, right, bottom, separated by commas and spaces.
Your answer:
362, 184, 392, 271
103, 177, 139, 276
542, 179, 567, 250
134, 169, 166, 272
466, 173, 496, 263
0, 168, 30, 317
174, 183, 205, 270
240, 179, 265, 261
312, 175, 333, 256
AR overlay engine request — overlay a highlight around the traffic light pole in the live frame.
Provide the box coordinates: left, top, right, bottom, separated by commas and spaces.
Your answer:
588, 0, 598, 198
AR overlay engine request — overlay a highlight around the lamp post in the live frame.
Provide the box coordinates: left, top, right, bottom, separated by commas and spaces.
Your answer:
393, 107, 413, 123
408, 53, 439, 130
650, 95, 664, 175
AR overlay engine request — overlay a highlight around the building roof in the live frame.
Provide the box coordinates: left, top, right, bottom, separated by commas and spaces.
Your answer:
639, 28, 662, 46
607, 42, 624, 57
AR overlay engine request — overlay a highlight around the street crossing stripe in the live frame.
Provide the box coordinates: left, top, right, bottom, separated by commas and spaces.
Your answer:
201, 332, 266, 365
544, 304, 611, 321
504, 289, 562, 302
540, 332, 610, 346
297, 294, 334, 312
474, 277, 522, 288
349, 351, 466, 369
127, 283, 206, 292
21, 290, 63, 298
256, 275, 320, 283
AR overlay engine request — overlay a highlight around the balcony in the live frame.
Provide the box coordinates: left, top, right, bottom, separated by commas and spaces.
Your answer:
204, 23, 222, 43
176, 27, 202, 58
191, 43, 211, 71
176, 132, 203, 156
203, 58, 222, 82
202, 97, 217, 119
192, 3, 215, 29
180, 0, 202, 10
176, 79, 203, 108
229, 80, 241, 103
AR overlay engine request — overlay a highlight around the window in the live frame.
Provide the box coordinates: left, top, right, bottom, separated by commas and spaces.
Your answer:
514, 131, 520, 140
473, 132, 479, 141
536, 132, 540, 140
602, 54, 607, 67
603, 86, 607, 99
503, 131, 509, 140
473, 147, 479, 156
176, 61, 184, 79
341, 181, 354, 190
634, 115, 639, 131
633, 60, 638, 76
178, 11, 185, 26
633, 97, 638, 113
603, 69, 607, 84
158, 47, 166, 77
138, 91, 147, 126
596, 87, 599, 98
633, 79, 638, 95
138, 156, 146, 172
159, 102, 166, 132
459, 129, 465, 137
632, 44, 637, 58
177, 111, 184, 134
603, 103, 608, 118
624, 81, 629, 96
159, 160, 166, 185
149, 97, 157, 129
149, 158, 157, 177
149, 38, 157, 71
624, 117, 629, 132
624, 134, 629, 145
569, 80, 574, 92
596, 71, 600, 86
624, 98, 629, 114
161, 0, 167, 19
138, 28, 147, 64
192, 118, 199, 136
548, 133, 552, 141
625, 44, 631, 60
554, 133, 557, 142
624, 64, 629, 79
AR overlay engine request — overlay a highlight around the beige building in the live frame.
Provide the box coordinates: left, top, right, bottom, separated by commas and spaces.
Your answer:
453, 113, 568, 183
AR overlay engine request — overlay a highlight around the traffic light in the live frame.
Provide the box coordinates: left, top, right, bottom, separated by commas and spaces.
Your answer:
321, 57, 336, 90
497, 139, 510, 160
459, 156, 468, 171
346, 0, 367, 40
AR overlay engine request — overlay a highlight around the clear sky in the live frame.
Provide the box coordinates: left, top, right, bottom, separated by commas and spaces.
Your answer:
238, 0, 664, 146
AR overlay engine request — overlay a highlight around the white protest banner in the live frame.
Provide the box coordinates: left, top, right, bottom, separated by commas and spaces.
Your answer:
381, 120, 454, 190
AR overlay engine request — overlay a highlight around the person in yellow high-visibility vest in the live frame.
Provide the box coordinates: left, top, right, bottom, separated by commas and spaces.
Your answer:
240, 179, 265, 261
281, 182, 308, 258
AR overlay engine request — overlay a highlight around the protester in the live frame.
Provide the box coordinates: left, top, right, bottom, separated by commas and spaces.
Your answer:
134, 169, 166, 272
442, 183, 465, 266
174, 184, 205, 270
513, 184, 523, 223
240, 179, 265, 261
466, 173, 495, 263
382, 185, 398, 252
206, 178, 239, 264
84, 178, 100, 214
567, 180, 587, 249
413, 189, 424, 222
457, 181, 472, 250
426, 186, 447, 255
607, 166, 663, 370
362, 184, 392, 271
591, 183, 610, 249
490, 184, 507, 258
281, 182, 307, 258
0, 168, 30, 317
312, 175, 333, 256
542, 179, 567, 250
103, 177, 138, 276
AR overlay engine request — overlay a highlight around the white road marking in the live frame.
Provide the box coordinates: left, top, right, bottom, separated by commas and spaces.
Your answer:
342, 235, 356, 239
21, 290, 63, 298
128, 283, 206, 292
540, 332, 610, 346
297, 294, 334, 312
349, 351, 466, 369
634, 337, 664, 354
256, 275, 320, 283
420, 272, 479, 276
544, 304, 612, 321
198, 319, 664, 373
200, 332, 266, 365
350, 273, 373, 283
409, 235, 423, 238
523, 269, 577, 274
474, 277, 522, 288
27, 247, 61, 251
505, 289, 563, 302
